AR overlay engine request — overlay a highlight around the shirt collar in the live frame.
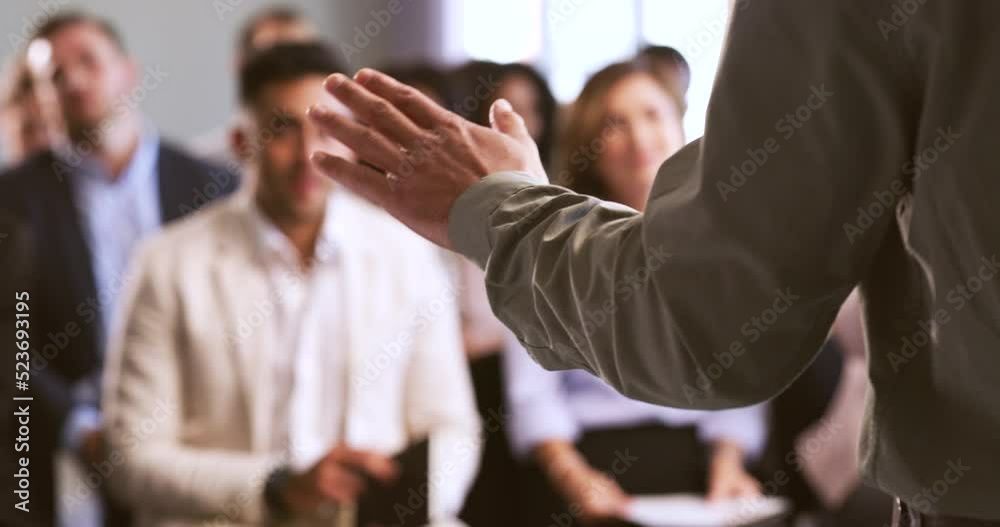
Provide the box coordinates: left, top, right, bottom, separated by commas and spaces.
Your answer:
59, 121, 160, 186
247, 192, 346, 270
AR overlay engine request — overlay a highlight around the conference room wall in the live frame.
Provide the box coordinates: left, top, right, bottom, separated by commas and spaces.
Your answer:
0, 0, 402, 145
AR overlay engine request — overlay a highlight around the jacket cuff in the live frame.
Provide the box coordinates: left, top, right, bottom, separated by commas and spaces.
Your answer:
447, 172, 538, 268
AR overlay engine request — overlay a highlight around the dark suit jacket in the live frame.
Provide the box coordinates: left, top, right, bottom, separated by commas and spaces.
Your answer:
0, 144, 239, 527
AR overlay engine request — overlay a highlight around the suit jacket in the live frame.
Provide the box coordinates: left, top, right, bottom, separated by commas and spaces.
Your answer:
102, 191, 481, 527
447, 0, 1000, 520
0, 144, 238, 527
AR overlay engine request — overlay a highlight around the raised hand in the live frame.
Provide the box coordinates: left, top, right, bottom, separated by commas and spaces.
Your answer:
307, 68, 546, 248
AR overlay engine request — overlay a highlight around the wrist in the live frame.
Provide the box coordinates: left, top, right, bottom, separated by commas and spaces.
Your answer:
710, 440, 745, 466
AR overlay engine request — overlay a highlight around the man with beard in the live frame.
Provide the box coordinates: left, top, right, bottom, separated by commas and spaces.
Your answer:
0, 12, 237, 527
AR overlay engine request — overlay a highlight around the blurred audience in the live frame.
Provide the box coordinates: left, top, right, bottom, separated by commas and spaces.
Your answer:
0, 43, 64, 166
102, 43, 480, 527
0, 11, 237, 527
556, 58, 685, 205
504, 57, 766, 526
190, 5, 319, 165
801, 292, 892, 527
465, 62, 558, 169
380, 62, 449, 106
236, 6, 318, 68
636, 45, 691, 115
437, 59, 560, 527
0, 4, 897, 525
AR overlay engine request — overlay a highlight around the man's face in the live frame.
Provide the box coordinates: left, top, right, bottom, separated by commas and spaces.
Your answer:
46, 22, 136, 134
243, 75, 354, 222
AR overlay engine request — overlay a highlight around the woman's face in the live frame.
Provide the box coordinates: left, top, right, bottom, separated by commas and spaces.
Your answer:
596, 72, 685, 210
497, 73, 544, 143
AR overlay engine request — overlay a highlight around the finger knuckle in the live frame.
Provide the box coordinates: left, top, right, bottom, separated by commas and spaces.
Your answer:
371, 99, 392, 118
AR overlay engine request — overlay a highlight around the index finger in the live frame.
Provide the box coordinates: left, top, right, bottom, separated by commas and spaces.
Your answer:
354, 68, 459, 130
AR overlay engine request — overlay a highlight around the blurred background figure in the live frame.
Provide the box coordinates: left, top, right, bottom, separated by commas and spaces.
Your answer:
0, 2, 892, 525
504, 57, 766, 527
0, 12, 236, 527
762, 291, 893, 527
555, 58, 685, 205
236, 5, 318, 68
380, 62, 448, 106
103, 42, 480, 527
0, 40, 64, 167
437, 58, 561, 527
464, 62, 558, 170
636, 45, 691, 116
189, 5, 319, 165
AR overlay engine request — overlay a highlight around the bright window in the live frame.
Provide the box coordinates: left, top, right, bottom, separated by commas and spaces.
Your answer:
450, 0, 733, 140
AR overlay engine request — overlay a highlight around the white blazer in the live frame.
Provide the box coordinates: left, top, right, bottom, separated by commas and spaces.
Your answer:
103, 190, 481, 526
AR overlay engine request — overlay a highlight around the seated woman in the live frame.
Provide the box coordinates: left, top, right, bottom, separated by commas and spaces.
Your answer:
504, 56, 768, 526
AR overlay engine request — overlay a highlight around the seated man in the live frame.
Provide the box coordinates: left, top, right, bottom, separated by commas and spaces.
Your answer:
102, 43, 480, 526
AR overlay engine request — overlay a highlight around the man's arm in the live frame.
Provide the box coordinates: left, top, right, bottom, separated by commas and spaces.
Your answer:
102, 242, 280, 522
448, 0, 918, 409
306, 2, 918, 410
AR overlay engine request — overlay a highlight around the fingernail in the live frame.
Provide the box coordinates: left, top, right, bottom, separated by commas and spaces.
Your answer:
493, 98, 513, 112
354, 68, 376, 85
307, 104, 331, 118
325, 73, 348, 91
310, 151, 330, 164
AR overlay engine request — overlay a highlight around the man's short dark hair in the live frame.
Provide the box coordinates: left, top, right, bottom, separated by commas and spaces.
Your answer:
238, 6, 307, 60
32, 11, 127, 53
238, 42, 344, 107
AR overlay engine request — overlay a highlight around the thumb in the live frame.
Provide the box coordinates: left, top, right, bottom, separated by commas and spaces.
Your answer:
489, 98, 531, 141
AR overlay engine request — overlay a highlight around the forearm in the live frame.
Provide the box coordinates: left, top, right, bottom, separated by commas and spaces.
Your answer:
107, 439, 280, 522
534, 440, 590, 486
710, 439, 747, 469
450, 0, 914, 411
453, 174, 819, 409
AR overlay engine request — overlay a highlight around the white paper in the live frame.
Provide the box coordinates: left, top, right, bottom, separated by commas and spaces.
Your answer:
626, 493, 791, 527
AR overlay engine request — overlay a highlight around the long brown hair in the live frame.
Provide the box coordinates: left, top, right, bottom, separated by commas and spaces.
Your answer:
555, 57, 686, 200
